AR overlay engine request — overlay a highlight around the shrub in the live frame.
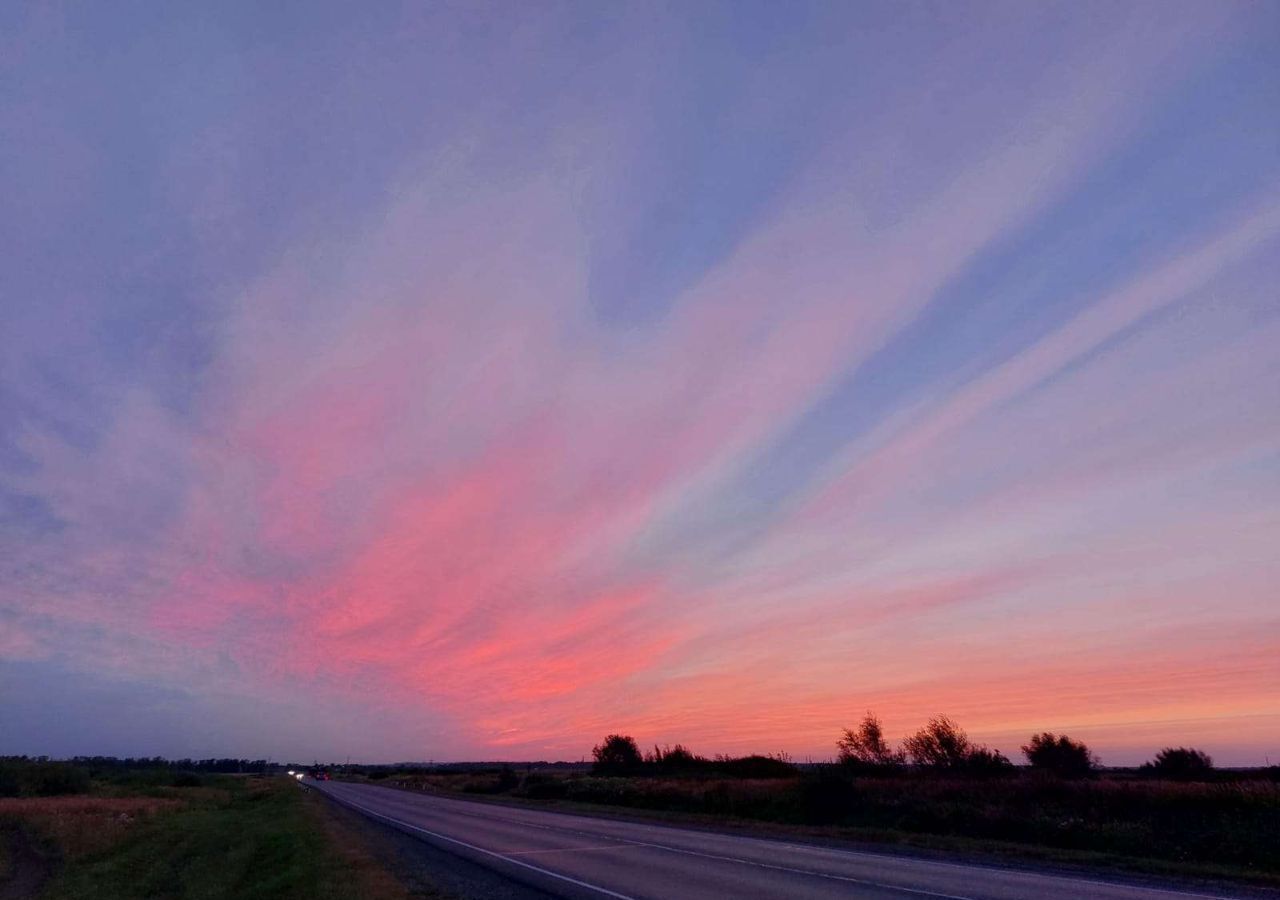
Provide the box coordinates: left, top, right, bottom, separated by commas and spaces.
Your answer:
1022, 733, 1098, 778
519, 773, 569, 799
647, 744, 706, 774
33, 761, 91, 795
564, 777, 643, 806
701, 782, 733, 814
797, 770, 857, 824
838, 713, 905, 770
1141, 747, 1213, 780
0, 760, 21, 797
496, 765, 519, 792
964, 747, 1015, 776
592, 735, 643, 775
715, 754, 797, 779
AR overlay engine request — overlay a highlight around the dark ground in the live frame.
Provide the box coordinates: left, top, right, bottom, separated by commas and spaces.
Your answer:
0, 828, 52, 900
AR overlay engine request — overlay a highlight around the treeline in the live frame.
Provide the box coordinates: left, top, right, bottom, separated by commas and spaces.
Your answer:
0, 755, 272, 797
836, 713, 1239, 779
591, 738, 797, 778
310, 760, 589, 780
592, 714, 1271, 781
66, 756, 272, 774
0, 756, 91, 797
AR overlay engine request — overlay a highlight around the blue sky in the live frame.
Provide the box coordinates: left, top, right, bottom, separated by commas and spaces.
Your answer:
2, 2, 1278, 764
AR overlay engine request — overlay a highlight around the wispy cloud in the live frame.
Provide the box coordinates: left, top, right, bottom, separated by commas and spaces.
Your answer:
2, 2, 1277, 764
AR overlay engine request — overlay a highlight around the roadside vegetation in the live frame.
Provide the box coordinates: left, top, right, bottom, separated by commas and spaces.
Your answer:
347, 716, 1280, 884
10, 719, 1278, 894
0, 757, 420, 899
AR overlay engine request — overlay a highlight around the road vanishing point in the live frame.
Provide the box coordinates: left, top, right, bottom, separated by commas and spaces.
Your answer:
310, 780, 1262, 900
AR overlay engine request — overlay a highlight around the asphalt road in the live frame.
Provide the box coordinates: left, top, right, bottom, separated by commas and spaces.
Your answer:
309, 780, 1257, 900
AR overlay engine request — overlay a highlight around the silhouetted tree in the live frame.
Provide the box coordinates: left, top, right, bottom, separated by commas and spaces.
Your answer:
963, 747, 1015, 775
903, 716, 972, 769
1141, 747, 1213, 780
904, 716, 1011, 774
592, 734, 643, 775
838, 713, 905, 769
1022, 733, 1098, 777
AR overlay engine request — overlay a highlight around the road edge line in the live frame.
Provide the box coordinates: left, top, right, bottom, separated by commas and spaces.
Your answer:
314, 784, 639, 900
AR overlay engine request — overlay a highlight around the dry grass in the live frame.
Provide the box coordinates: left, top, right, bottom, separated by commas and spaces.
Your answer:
0, 777, 433, 899
0, 795, 182, 859
302, 791, 417, 900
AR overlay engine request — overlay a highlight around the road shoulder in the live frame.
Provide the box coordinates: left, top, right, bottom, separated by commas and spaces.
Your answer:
309, 785, 553, 900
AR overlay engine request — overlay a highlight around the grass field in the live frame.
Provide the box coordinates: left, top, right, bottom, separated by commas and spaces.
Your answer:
0, 771, 428, 899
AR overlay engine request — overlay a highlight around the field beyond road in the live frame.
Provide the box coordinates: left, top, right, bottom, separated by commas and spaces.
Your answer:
0, 762, 429, 900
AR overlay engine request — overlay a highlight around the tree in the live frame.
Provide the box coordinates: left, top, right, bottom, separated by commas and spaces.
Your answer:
1022, 733, 1098, 777
838, 713, 905, 769
903, 715, 973, 769
1141, 747, 1213, 780
592, 734, 643, 775
903, 716, 1012, 774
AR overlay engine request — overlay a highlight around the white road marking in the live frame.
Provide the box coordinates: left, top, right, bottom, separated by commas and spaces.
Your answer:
320, 782, 1250, 900
491, 811, 1246, 900
505, 844, 636, 856
321, 787, 639, 899
587, 836, 975, 899
320, 782, 973, 899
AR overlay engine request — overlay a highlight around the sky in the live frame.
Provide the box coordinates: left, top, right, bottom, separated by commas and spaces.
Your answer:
2, 2, 1278, 767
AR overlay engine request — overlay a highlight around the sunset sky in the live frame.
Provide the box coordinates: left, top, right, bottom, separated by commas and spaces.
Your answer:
2, 2, 1278, 766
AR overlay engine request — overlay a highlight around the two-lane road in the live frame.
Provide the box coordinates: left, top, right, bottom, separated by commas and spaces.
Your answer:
309, 780, 1257, 900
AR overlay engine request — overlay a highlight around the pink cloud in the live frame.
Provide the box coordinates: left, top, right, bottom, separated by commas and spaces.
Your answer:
6, 10, 1275, 767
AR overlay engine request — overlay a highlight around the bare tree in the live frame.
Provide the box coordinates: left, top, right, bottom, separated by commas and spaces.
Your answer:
904, 715, 1012, 773
903, 715, 972, 768
838, 713, 905, 768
